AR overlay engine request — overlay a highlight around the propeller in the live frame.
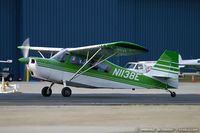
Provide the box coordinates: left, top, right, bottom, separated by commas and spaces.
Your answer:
22, 38, 30, 58
18, 38, 30, 64
19, 38, 30, 82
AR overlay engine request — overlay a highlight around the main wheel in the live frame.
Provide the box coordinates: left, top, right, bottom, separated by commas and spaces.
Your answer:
170, 92, 176, 97
61, 87, 72, 97
41, 86, 52, 97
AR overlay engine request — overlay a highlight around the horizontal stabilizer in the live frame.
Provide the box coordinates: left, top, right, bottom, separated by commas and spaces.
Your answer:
152, 74, 171, 78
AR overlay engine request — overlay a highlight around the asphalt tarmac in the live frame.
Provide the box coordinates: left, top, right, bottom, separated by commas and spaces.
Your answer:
0, 82, 200, 133
0, 82, 200, 105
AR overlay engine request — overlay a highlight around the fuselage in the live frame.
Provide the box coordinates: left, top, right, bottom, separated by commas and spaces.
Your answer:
22, 53, 175, 89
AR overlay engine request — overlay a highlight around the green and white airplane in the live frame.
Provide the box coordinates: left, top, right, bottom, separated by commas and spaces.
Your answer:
18, 38, 179, 97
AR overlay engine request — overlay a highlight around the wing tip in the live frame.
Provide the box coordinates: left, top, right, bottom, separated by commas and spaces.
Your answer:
17, 46, 23, 49
114, 41, 149, 53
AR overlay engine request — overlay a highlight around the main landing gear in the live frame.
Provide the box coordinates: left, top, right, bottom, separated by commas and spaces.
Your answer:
41, 82, 72, 97
167, 90, 176, 97
61, 87, 72, 97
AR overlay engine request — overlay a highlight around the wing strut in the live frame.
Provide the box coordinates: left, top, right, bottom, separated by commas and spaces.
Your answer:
38, 51, 45, 59
69, 48, 102, 81
86, 51, 89, 61
72, 52, 116, 80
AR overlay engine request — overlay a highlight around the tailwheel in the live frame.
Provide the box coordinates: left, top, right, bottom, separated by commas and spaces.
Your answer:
170, 91, 176, 97
168, 90, 176, 97
41, 86, 52, 97
61, 87, 72, 97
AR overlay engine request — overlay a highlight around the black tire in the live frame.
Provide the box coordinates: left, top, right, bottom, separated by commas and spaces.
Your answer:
170, 92, 176, 97
61, 87, 72, 97
41, 86, 52, 97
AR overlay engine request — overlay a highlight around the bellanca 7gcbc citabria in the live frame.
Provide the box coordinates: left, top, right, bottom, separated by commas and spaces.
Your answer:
18, 38, 179, 97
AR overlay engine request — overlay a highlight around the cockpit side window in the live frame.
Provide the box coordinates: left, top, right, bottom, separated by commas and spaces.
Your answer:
60, 54, 69, 63
198, 60, 200, 63
70, 56, 86, 66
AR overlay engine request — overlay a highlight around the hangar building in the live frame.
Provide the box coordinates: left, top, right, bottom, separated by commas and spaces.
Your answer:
0, 0, 200, 80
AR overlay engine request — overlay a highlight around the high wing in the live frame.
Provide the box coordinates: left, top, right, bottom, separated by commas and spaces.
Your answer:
67, 41, 148, 58
18, 41, 148, 58
17, 46, 63, 53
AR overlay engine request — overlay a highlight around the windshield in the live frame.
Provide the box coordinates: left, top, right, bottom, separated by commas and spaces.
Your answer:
125, 63, 136, 69
51, 49, 69, 63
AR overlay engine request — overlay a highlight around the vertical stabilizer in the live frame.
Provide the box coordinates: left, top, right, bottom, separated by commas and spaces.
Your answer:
149, 50, 179, 88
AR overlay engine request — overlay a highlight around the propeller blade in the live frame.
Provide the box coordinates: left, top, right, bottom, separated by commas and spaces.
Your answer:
22, 38, 30, 58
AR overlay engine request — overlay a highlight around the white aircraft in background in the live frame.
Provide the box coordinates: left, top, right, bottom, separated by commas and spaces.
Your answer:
125, 61, 155, 74
0, 60, 12, 63
125, 55, 200, 74
179, 56, 200, 73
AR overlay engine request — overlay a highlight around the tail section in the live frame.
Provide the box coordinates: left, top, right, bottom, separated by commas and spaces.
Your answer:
149, 50, 179, 88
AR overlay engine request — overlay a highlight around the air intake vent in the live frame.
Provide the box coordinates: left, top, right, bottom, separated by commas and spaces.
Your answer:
31, 59, 35, 64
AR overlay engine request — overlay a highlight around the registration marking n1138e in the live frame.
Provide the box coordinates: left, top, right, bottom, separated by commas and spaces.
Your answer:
112, 68, 139, 81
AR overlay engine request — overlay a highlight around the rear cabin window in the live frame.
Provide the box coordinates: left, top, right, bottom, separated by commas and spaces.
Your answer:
70, 56, 112, 73
90, 61, 112, 73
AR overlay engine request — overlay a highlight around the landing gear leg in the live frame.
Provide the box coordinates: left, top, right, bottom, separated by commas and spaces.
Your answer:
61, 80, 72, 97
167, 90, 176, 97
41, 82, 54, 97
165, 82, 176, 97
